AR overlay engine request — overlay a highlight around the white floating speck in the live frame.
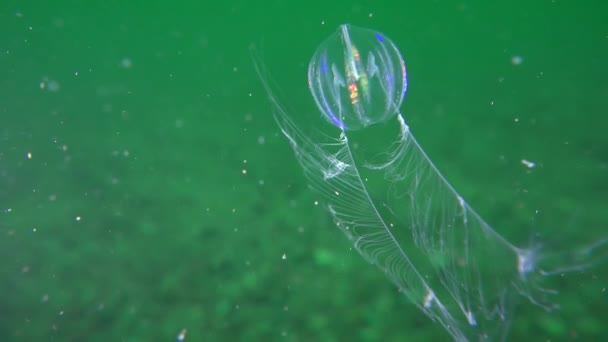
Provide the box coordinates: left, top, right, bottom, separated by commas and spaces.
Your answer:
177, 328, 187, 341
511, 55, 524, 66
521, 159, 536, 169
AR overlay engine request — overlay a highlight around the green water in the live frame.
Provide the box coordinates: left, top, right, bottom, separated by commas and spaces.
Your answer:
1, 1, 606, 341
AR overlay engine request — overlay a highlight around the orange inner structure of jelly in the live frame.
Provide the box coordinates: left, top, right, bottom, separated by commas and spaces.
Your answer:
346, 45, 368, 106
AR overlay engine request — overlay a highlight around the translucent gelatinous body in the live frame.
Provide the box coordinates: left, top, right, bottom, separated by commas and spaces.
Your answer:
308, 24, 407, 130
254, 24, 606, 342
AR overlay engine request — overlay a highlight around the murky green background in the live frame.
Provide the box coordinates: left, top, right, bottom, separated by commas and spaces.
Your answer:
1, 1, 606, 341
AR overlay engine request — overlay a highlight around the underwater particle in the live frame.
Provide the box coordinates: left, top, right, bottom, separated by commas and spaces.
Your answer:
40, 78, 61, 92
511, 55, 523, 66
521, 159, 536, 169
176, 328, 187, 341
119, 57, 132, 69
